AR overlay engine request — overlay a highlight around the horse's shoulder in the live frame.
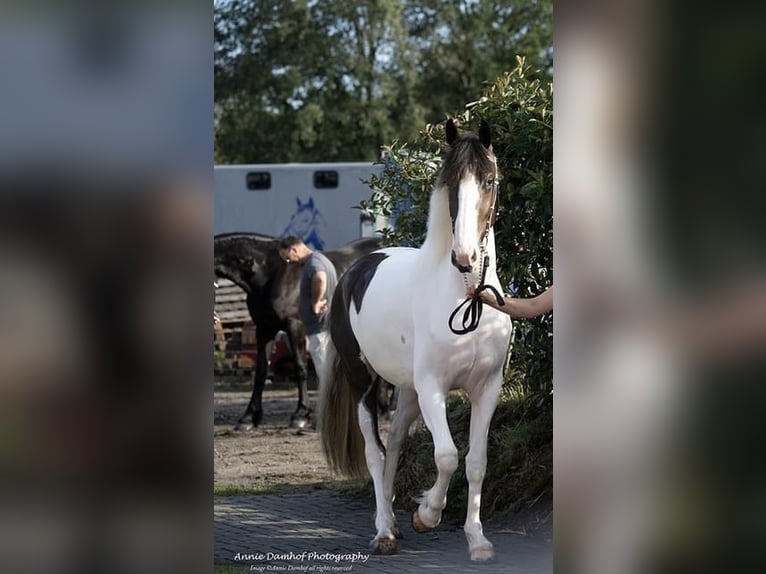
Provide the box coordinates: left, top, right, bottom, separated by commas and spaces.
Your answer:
339, 252, 390, 314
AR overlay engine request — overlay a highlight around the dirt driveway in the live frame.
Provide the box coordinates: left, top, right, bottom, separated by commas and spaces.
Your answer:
214, 378, 391, 490
214, 379, 330, 489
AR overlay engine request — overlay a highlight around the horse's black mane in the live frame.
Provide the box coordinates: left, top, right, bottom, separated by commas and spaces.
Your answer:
214, 233, 279, 258
214, 231, 277, 242
214, 233, 380, 259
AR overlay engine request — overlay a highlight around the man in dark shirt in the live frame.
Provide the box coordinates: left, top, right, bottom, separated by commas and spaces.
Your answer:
278, 236, 338, 377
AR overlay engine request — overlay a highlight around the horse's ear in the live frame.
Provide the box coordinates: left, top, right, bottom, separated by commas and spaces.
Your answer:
445, 119, 458, 145
479, 119, 492, 149
296, 197, 302, 208
307, 197, 315, 208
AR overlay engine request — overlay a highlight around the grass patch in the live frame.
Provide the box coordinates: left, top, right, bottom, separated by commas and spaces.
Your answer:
393, 387, 552, 524
214, 483, 293, 496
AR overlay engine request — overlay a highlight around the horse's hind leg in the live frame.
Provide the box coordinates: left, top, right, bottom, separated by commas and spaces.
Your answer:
463, 377, 503, 561
382, 386, 420, 539
236, 340, 268, 430
357, 381, 397, 554
285, 323, 311, 428
412, 380, 458, 533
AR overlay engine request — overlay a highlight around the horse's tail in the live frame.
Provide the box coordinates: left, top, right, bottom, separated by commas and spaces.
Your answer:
318, 336, 369, 479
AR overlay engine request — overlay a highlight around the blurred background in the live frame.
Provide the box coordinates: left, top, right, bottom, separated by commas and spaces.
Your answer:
0, 3, 213, 574
555, 2, 766, 573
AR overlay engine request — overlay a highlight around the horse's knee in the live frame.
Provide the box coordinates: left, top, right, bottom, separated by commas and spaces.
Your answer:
435, 447, 459, 475
465, 455, 487, 484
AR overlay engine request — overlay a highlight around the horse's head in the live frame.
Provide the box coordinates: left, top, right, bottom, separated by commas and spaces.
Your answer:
439, 119, 499, 273
287, 197, 318, 238
213, 234, 277, 293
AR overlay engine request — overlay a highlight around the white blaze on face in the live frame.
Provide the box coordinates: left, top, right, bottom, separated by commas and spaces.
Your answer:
452, 174, 481, 270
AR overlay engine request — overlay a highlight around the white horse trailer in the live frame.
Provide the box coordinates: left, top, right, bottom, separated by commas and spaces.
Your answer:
214, 163, 385, 250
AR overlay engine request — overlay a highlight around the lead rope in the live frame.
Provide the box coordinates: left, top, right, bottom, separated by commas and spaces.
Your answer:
448, 177, 503, 335
448, 247, 505, 335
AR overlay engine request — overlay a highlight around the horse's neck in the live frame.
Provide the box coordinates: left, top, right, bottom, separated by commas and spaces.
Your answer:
420, 186, 454, 264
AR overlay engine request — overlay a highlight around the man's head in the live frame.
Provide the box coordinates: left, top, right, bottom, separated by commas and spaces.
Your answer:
278, 236, 310, 263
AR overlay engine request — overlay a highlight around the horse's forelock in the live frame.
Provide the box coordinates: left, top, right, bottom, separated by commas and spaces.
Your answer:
439, 135, 496, 190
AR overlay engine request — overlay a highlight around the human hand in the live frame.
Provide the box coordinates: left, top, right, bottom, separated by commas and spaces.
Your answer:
466, 284, 496, 306
313, 299, 328, 315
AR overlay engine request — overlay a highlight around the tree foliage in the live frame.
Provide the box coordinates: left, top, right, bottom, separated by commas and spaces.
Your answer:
363, 58, 552, 398
404, 0, 552, 123
215, 0, 424, 162
214, 0, 552, 163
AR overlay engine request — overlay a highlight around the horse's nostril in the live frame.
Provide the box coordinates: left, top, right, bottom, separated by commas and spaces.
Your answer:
451, 251, 472, 273
471, 251, 478, 263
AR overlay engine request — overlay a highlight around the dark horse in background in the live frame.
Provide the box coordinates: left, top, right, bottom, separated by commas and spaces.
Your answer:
214, 232, 381, 430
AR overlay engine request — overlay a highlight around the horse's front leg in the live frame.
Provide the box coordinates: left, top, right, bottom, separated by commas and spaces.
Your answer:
237, 340, 269, 430
412, 380, 458, 533
285, 324, 311, 428
463, 377, 503, 561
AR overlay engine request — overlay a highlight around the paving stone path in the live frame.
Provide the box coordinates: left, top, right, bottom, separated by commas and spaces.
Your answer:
215, 489, 551, 574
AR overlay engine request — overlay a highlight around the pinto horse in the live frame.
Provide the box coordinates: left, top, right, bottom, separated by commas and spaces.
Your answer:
319, 120, 512, 560
214, 233, 381, 429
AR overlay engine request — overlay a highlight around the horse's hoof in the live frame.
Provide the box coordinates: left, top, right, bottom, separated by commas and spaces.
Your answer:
370, 536, 397, 555
411, 510, 431, 533
289, 415, 310, 430
470, 544, 495, 562
392, 523, 403, 539
234, 410, 262, 431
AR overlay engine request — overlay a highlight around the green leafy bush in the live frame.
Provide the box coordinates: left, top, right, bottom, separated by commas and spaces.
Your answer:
362, 57, 552, 399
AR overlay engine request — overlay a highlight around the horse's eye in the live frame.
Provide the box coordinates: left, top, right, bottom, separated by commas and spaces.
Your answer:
485, 177, 495, 189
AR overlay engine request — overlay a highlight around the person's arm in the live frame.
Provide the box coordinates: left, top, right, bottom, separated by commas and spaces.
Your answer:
520, 286, 553, 317
311, 271, 328, 315
469, 285, 553, 318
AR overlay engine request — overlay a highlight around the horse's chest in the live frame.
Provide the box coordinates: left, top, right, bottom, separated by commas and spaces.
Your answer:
413, 305, 511, 379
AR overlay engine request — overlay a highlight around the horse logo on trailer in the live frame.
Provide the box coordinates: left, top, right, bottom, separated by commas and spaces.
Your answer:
282, 196, 327, 250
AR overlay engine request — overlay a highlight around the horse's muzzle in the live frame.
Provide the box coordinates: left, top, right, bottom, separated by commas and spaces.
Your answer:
451, 251, 473, 273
